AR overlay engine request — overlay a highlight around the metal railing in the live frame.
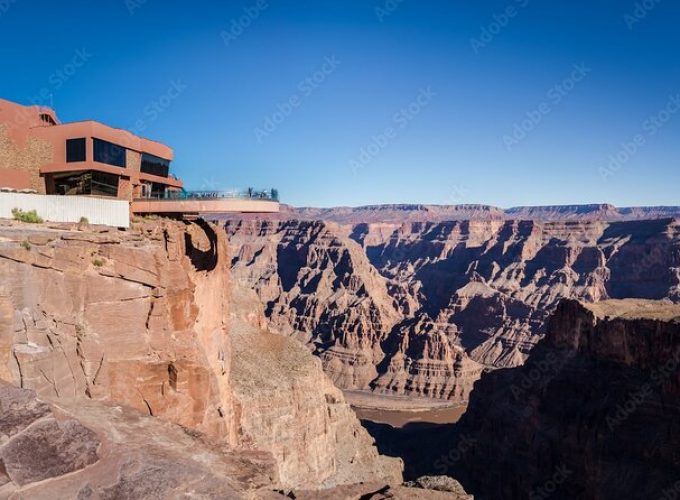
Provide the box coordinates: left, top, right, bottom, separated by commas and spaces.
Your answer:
134, 188, 279, 202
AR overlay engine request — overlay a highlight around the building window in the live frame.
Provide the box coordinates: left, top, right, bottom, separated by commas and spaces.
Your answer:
150, 182, 167, 198
90, 171, 120, 196
66, 138, 86, 163
141, 153, 170, 178
52, 171, 119, 197
93, 138, 127, 168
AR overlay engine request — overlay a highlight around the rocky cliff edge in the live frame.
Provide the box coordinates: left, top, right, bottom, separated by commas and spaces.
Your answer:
0, 218, 407, 494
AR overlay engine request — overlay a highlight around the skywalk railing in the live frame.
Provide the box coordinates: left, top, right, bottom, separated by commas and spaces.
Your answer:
134, 188, 279, 202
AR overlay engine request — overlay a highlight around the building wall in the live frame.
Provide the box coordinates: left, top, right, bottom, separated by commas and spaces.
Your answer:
0, 192, 130, 228
123, 149, 141, 199
0, 168, 32, 189
0, 124, 54, 193
31, 121, 173, 162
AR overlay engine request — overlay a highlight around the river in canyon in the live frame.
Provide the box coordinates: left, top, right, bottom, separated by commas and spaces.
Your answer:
345, 390, 467, 480
345, 390, 467, 428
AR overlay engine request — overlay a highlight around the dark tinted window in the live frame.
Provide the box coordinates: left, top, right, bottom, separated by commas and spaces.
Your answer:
141, 153, 170, 177
66, 138, 86, 162
151, 182, 167, 197
91, 171, 120, 196
53, 171, 119, 197
93, 138, 126, 168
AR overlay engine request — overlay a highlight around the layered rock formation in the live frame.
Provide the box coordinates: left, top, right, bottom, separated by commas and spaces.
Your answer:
290, 204, 506, 224
226, 219, 483, 403
226, 219, 405, 390
506, 204, 680, 222
454, 299, 680, 499
0, 219, 404, 492
373, 315, 483, 401
0, 219, 236, 442
356, 219, 680, 365
225, 217, 680, 401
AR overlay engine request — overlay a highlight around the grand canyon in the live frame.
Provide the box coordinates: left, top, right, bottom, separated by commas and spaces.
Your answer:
2, 205, 679, 498
224, 206, 680, 404
4, 3, 679, 497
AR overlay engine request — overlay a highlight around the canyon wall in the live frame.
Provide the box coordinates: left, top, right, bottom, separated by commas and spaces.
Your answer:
453, 299, 680, 499
226, 219, 483, 403
225, 218, 680, 401
228, 283, 403, 489
0, 219, 402, 492
0, 219, 236, 442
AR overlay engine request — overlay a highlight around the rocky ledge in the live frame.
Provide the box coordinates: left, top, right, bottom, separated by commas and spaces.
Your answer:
453, 298, 680, 499
0, 219, 421, 494
0, 380, 276, 498
0, 220, 410, 492
1, 380, 472, 498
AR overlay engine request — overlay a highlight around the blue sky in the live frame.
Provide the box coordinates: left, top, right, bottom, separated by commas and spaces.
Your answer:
1, 0, 679, 207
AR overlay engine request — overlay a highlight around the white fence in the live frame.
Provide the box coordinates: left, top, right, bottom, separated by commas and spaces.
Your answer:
0, 193, 130, 228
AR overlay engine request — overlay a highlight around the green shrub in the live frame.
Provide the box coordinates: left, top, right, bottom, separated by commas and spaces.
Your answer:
20, 240, 31, 251
92, 258, 105, 267
11, 208, 44, 224
79, 216, 89, 225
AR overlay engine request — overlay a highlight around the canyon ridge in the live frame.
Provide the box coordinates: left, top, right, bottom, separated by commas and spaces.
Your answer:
224, 205, 680, 403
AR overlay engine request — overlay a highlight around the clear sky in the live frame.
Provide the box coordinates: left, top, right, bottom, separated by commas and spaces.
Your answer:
1, 0, 679, 207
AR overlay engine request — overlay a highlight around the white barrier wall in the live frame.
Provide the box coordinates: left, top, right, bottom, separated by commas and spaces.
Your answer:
0, 193, 130, 228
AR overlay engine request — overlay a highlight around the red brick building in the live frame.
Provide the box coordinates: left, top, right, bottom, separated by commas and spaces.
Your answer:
0, 98, 182, 200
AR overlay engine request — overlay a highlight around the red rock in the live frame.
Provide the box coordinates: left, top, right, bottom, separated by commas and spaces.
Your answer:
225, 218, 680, 403
0, 219, 404, 491
456, 299, 680, 499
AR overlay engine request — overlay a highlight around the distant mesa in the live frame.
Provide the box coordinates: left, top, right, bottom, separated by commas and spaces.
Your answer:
218, 203, 680, 224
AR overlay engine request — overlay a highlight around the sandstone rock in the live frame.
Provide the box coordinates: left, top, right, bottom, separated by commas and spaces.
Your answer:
2, 418, 99, 487
0, 381, 99, 489
226, 218, 680, 402
229, 283, 403, 489
0, 219, 403, 492
265, 481, 472, 499
454, 299, 680, 499
0, 219, 236, 443
0, 381, 276, 499
0, 380, 51, 436
405, 475, 473, 497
